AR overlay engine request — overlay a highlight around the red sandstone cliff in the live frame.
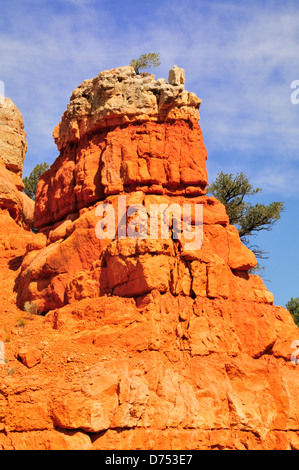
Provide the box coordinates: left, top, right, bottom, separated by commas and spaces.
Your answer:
0, 67, 299, 450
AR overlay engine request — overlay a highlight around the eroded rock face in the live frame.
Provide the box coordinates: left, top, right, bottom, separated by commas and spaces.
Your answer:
53, 65, 201, 150
1, 67, 299, 450
34, 66, 207, 231
0, 98, 34, 229
18, 67, 256, 314
0, 98, 27, 189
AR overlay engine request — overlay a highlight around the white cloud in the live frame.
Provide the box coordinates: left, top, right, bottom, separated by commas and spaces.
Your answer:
64, 0, 97, 6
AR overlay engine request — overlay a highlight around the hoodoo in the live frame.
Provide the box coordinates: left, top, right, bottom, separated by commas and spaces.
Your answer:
0, 67, 299, 450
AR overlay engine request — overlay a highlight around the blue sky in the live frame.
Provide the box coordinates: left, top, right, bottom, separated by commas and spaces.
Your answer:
1, 0, 299, 308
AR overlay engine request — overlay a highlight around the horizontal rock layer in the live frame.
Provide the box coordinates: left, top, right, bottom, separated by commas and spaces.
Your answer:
35, 120, 208, 231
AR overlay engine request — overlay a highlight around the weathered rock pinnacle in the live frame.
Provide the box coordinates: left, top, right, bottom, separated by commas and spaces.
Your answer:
0, 97, 34, 229
0, 67, 297, 451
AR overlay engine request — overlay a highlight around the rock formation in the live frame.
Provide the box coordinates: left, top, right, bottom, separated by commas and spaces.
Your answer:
0, 98, 34, 229
35, 65, 207, 231
0, 67, 299, 450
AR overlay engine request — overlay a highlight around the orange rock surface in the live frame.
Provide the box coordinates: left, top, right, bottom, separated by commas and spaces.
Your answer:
0, 67, 299, 450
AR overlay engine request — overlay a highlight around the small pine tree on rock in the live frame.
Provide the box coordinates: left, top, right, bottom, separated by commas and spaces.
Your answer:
23, 162, 50, 200
207, 171, 284, 261
286, 297, 299, 327
130, 53, 161, 74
